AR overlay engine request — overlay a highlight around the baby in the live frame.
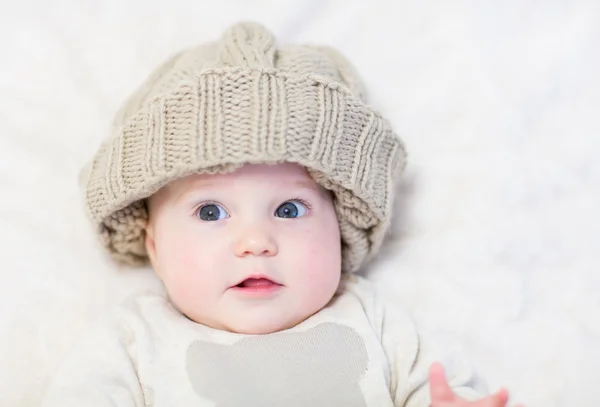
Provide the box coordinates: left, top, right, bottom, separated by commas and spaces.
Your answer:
42, 22, 521, 407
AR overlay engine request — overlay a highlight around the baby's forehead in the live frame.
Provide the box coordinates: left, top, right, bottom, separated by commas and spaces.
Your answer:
163, 163, 328, 199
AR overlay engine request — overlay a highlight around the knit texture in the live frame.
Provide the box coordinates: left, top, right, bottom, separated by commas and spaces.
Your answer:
80, 21, 407, 272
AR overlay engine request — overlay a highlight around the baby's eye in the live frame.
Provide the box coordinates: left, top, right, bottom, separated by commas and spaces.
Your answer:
196, 203, 229, 221
275, 200, 309, 218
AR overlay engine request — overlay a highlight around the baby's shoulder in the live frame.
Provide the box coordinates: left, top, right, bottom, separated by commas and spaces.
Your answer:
339, 275, 412, 314
118, 288, 170, 312
109, 289, 184, 334
335, 275, 418, 334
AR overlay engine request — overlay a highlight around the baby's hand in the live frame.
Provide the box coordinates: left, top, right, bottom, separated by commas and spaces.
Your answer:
429, 362, 524, 407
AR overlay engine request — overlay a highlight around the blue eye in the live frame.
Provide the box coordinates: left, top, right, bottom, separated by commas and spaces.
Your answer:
196, 203, 229, 221
275, 200, 309, 218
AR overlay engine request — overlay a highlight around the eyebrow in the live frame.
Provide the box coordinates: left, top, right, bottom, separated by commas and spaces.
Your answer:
291, 180, 321, 192
287, 180, 333, 201
173, 178, 331, 203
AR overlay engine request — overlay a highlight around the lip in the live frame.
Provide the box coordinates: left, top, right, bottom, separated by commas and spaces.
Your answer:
228, 274, 284, 296
230, 274, 283, 288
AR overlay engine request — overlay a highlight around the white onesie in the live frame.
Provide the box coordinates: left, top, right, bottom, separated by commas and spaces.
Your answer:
41, 275, 481, 406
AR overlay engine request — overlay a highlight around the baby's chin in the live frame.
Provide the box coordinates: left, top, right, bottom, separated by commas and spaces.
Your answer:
186, 312, 316, 335
223, 314, 310, 335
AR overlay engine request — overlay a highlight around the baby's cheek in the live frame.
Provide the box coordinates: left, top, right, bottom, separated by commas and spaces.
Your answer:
159, 238, 216, 305
296, 234, 341, 289
307, 226, 341, 265
165, 266, 217, 320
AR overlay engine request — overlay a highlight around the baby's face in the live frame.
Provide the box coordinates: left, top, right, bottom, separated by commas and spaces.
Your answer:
145, 163, 342, 334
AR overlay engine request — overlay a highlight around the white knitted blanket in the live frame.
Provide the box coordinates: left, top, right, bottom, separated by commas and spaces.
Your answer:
1, 1, 598, 406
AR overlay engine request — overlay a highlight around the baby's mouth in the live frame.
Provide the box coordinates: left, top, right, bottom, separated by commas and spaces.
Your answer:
230, 276, 283, 294
236, 278, 279, 288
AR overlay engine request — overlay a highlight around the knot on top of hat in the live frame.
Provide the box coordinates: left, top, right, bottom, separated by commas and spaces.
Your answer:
217, 21, 276, 69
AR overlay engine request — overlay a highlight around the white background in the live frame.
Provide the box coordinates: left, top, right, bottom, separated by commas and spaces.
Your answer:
0, 1, 598, 406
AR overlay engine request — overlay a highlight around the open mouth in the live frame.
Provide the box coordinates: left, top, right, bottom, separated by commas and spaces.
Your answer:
236, 278, 279, 288
230, 276, 283, 293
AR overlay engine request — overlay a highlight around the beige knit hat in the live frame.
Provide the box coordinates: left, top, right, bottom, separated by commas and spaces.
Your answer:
80, 21, 406, 273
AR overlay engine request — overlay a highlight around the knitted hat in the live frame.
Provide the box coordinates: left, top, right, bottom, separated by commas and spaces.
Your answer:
80, 22, 406, 273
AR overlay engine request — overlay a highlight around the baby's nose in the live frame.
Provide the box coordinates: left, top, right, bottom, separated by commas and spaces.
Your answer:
233, 227, 278, 257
